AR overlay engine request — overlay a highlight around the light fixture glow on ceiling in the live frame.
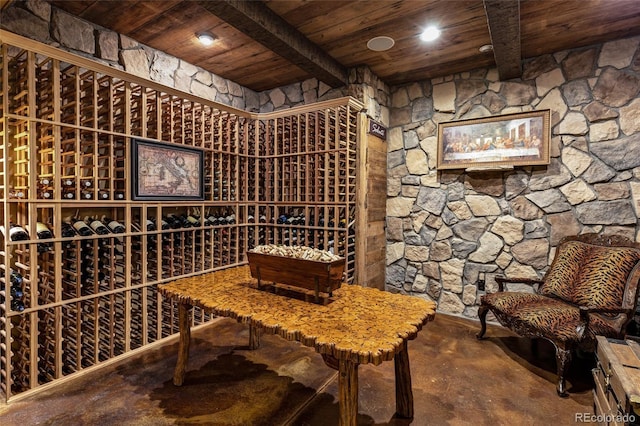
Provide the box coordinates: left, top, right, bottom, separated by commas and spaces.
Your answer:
197, 32, 216, 46
420, 26, 441, 42
367, 36, 395, 52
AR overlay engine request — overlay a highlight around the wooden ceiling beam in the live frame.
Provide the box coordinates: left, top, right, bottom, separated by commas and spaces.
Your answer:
199, 0, 347, 88
483, 0, 522, 80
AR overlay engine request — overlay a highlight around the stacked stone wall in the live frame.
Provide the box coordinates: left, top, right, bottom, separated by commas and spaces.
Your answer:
387, 37, 640, 317
1, 0, 354, 113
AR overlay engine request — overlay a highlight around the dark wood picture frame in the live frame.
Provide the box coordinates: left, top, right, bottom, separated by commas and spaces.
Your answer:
437, 110, 551, 170
131, 138, 204, 201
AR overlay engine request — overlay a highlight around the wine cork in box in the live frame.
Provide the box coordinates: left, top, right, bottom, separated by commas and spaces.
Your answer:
247, 245, 345, 300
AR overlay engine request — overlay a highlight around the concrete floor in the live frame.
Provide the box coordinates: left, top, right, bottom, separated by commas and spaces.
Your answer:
0, 313, 594, 425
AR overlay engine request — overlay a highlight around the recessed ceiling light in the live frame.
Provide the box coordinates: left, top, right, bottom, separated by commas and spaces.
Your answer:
367, 36, 395, 52
420, 26, 441, 42
197, 32, 216, 46
479, 44, 493, 53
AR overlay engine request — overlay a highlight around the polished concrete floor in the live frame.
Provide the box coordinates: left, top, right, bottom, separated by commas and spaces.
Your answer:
0, 313, 594, 425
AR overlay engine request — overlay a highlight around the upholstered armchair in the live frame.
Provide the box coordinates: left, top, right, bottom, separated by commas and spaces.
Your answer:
477, 233, 640, 397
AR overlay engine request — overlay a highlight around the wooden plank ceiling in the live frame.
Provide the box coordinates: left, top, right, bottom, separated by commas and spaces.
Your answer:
47, 0, 640, 92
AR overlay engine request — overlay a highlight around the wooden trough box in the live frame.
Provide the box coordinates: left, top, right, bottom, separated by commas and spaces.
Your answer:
246, 251, 344, 302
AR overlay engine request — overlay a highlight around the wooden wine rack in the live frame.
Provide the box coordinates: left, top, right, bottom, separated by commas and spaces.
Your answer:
0, 31, 369, 401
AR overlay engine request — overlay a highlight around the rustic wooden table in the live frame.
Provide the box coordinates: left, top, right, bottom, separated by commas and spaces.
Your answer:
159, 266, 436, 426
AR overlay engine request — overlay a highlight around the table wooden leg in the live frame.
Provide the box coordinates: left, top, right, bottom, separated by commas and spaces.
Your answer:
249, 323, 261, 349
173, 303, 192, 386
338, 358, 359, 426
394, 339, 414, 418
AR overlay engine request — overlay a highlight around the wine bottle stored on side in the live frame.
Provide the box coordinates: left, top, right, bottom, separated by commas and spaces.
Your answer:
0, 223, 30, 241
61, 222, 77, 238
186, 215, 201, 227
72, 218, 94, 237
103, 217, 125, 234
88, 218, 110, 235
11, 299, 25, 312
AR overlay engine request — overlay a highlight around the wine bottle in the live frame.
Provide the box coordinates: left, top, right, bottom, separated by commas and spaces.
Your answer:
186, 214, 201, 227
88, 217, 110, 235
225, 213, 236, 225
103, 217, 125, 233
11, 299, 25, 312
61, 221, 77, 238
38, 178, 53, 199
72, 218, 94, 237
165, 214, 181, 229
36, 222, 53, 240
80, 189, 93, 199
36, 222, 54, 253
10, 285, 24, 300
61, 178, 75, 199
1, 223, 30, 241
178, 214, 191, 228
8, 188, 25, 199
10, 270, 23, 287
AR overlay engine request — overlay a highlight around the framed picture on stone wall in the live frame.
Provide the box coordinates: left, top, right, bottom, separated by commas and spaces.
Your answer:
437, 110, 551, 170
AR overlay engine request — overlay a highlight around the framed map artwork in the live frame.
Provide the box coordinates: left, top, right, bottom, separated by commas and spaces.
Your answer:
131, 138, 204, 201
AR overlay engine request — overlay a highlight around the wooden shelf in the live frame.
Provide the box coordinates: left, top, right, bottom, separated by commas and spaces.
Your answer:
0, 34, 369, 401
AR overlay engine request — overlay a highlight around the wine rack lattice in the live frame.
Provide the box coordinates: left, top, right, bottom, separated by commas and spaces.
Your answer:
0, 32, 362, 401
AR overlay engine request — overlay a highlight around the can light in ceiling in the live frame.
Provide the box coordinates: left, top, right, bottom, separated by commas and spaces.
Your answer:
197, 32, 216, 46
367, 36, 395, 52
420, 26, 441, 42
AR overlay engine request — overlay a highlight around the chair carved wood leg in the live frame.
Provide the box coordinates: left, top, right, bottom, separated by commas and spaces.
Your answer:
477, 304, 489, 339
555, 346, 572, 397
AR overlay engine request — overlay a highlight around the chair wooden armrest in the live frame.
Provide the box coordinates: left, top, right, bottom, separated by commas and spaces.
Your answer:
494, 276, 544, 292
576, 306, 635, 339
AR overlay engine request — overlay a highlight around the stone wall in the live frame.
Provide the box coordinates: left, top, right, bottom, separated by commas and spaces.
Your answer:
1, 0, 355, 114
386, 37, 640, 317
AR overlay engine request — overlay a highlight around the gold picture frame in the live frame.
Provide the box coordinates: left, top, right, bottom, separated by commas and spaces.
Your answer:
437, 110, 551, 170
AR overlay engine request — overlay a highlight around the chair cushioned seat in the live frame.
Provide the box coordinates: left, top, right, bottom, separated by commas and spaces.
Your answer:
483, 292, 620, 345
477, 234, 640, 396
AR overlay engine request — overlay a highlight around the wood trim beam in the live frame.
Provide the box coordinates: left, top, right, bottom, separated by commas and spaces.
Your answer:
484, 0, 522, 80
198, 0, 347, 88
0, 0, 14, 10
